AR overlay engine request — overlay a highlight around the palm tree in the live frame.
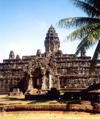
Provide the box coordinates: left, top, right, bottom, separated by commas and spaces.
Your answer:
58, 0, 100, 74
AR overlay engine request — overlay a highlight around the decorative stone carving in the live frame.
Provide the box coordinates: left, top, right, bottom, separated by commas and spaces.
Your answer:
55, 50, 63, 57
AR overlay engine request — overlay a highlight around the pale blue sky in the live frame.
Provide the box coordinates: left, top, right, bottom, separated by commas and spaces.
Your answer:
0, 0, 96, 62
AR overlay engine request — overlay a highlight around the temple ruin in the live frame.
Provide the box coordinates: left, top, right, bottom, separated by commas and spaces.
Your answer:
0, 25, 100, 95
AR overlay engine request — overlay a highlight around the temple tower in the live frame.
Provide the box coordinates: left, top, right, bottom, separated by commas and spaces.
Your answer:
36, 49, 42, 57
45, 25, 60, 53
16, 54, 20, 59
9, 50, 15, 59
81, 48, 86, 57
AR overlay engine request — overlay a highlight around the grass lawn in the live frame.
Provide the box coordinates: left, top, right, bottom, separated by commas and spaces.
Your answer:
0, 112, 100, 119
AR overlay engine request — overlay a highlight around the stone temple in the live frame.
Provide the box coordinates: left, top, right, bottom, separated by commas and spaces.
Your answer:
0, 25, 100, 94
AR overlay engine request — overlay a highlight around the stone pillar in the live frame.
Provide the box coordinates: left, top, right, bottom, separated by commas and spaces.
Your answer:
49, 74, 53, 89
57, 76, 60, 90
41, 75, 47, 90
27, 77, 33, 91
32, 78, 34, 88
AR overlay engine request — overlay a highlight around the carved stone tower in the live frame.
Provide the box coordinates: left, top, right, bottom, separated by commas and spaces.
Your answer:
45, 25, 60, 53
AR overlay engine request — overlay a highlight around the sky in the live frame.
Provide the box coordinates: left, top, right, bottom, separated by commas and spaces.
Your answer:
0, 0, 97, 62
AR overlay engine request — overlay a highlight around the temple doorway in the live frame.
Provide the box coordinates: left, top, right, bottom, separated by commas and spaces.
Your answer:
31, 67, 42, 89
34, 78, 41, 89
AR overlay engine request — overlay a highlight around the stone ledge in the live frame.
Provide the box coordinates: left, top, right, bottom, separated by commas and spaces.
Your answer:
0, 104, 100, 113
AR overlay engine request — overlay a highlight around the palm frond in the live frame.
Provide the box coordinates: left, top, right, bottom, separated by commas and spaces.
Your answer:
70, 0, 100, 17
64, 23, 100, 42
89, 40, 100, 74
73, 28, 100, 58
58, 17, 100, 29
73, 39, 94, 59
85, 0, 100, 11
76, 26, 100, 50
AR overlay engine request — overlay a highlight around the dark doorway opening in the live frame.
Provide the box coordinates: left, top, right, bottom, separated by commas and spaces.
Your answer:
34, 78, 40, 89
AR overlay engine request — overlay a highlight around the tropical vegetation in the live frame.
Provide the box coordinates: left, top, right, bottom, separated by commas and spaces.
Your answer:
58, 0, 100, 74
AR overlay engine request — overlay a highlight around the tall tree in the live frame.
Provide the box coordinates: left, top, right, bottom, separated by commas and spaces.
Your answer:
58, 0, 100, 74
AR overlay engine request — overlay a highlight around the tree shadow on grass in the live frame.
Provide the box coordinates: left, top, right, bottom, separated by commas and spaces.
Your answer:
27, 100, 50, 105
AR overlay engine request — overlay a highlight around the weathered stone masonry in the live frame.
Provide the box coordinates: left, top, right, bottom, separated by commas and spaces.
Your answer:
0, 25, 100, 94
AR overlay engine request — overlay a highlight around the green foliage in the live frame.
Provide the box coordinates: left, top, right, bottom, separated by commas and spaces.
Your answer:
58, 0, 100, 74
70, 0, 100, 17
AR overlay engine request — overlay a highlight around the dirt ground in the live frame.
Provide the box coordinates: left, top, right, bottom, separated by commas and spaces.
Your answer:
0, 95, 100, 119
0, 111, 100, 119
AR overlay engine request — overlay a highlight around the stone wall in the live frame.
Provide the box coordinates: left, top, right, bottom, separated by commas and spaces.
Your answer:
57, 68, 90, 75
0, 69, 24, 77
0, 54, 100, 94
60, 77, 100, 89
0, 61, 26, 93
16, 77, 28, 93
56, 61, 90, 67
51, 75, 59, 89
57, 58, 100, 90
57, 61, 100, 75
0, 78, 20, 93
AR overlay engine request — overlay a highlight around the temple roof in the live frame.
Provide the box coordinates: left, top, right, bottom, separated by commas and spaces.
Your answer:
46, 25, 58, 38
45, 25, 60, 44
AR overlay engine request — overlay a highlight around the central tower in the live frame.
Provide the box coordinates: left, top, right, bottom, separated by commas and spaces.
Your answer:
44, 25, 60, 53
